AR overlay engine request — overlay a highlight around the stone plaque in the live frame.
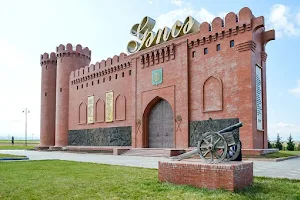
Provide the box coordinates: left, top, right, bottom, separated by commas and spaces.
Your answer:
189, 118, 239, 147
152, 68, 163, 86
68, 126, 132, 146
105, 91, 114, 122
87, 95, 94, 124
256, 65, 263, 130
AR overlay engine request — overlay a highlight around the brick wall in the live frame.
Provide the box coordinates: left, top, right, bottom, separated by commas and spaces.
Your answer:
40, 7, 275, 149
158, 160, 253, 191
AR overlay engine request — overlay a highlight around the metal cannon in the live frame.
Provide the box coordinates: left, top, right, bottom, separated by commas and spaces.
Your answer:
172, 122, 243, 164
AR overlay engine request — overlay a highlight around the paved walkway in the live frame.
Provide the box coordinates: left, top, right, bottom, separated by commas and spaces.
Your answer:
1, 150, 300, 180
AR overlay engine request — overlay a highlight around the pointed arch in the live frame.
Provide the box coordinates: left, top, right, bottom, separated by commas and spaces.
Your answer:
79, 102, 87, 124
143, 96, 174, 148
115, 94, 126, 121
203, 76, 223, 112
96, 98, 105, 123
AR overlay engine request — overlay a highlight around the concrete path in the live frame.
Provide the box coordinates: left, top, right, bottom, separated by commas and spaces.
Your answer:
1, 150, 300, 180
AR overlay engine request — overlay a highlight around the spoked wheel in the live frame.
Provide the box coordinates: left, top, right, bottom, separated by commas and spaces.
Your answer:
226, 140, 241, 161
197, 132, 228, 164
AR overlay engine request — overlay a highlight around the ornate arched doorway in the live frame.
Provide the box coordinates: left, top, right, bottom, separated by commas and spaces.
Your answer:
147, 99, 174, 148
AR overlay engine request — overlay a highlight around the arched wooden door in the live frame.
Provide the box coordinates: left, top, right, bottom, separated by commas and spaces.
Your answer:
148, 99, 174, 148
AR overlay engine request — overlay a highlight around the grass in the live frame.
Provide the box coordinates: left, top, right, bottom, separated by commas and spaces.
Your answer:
0, 140, 39, 145
0, 153, 26, 158
279, 151, 300, 156
0, 160, 300, 200
0, 140, 38, 150
243, 150, 300, 159
0, 145, 35, 150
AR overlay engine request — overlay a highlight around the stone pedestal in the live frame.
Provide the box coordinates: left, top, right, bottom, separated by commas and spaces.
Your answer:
158, 160, 253, 191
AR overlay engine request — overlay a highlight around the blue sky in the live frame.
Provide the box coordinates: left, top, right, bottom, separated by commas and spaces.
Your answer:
0, 0, 299, 141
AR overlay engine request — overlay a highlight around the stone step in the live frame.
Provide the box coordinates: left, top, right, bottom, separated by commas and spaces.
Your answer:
121, 149, 166, 157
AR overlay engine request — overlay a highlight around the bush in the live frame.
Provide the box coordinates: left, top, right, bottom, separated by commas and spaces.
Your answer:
297, 143, 300, 151
275, 133, 283, 150
286, 134, 295, 151
268, 140, 272, 148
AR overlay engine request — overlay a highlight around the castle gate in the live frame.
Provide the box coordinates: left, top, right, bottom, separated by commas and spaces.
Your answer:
148, 99, 174, 148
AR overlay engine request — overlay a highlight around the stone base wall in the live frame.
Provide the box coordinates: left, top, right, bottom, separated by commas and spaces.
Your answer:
68, 126, 131, 146
158, 160, 253, 191
189, 118, 239, 147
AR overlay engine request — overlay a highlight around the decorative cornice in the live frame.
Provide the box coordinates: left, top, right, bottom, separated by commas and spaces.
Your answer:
140, 43, 175, 69
71, 61, 132, 85
187, 23, 253, 49
236, 40, 256, 52
261, 51, 267, 62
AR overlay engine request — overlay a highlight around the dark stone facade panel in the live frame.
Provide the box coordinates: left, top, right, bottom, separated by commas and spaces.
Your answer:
68, 126, 131, 146
189, 118, 239, 147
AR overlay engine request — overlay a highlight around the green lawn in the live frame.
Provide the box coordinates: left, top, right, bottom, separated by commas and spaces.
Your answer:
0, 161, 299, 200
279, 151, 300, 156
0, 140, 39, 146
0, 153, 26, 158
0, 145, 35, 150
243, 151, 300, 159
262, 151, 300, 158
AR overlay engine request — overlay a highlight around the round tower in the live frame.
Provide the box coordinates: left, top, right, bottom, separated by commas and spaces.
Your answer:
39, 52, 57, 148
54, 43, 91, 147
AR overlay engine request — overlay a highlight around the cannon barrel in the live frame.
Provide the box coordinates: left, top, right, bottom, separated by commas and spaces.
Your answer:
218, 122, 243, 134
171, 149, 198, 161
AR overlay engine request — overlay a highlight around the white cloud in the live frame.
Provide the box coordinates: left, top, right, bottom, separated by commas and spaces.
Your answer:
288, 79, 300, 97
267, 4, 300, 38
170, 0, 183, 7
297, 10, 300, 26
268, 122, 300, 141
148, 0, 153, 4
154, 7, 217, 31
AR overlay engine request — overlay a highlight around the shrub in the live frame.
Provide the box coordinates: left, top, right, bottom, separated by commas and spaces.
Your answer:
275, 133, 283, 150
286, 134, 295, 151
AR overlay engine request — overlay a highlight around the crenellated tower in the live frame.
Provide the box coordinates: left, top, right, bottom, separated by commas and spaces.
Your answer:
54, 43, 91, 147
39, 52, 57, 148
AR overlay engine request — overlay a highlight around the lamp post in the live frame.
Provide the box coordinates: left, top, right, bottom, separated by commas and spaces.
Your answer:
22, 108, 30, 146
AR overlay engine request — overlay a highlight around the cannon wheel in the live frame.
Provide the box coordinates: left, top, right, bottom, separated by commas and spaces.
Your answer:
197, 132, 228, 164
226, 140, 241, 161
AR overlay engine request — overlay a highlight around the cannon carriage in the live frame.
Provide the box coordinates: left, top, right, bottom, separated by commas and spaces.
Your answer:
172, 122, 243, 164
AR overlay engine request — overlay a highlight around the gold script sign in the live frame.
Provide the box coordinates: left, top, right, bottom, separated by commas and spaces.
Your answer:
127, 16, 200, 54
105, 91, 114, 122
87, 95, 94, 124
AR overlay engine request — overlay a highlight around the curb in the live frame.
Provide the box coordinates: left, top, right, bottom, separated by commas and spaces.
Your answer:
0, 157, 29, 161
274, 156, 299, 162
243, 155, 299, 162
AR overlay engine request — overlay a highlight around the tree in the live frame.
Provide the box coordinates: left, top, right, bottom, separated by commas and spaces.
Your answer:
275, 133, 283, 150
286, 134, 295, 151
297, 143, 300, 151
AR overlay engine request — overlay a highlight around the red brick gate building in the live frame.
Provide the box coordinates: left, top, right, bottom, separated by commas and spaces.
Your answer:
39, 7, 275, 150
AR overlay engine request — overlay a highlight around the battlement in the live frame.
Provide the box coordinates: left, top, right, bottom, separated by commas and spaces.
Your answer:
188, 7, 268, 48
69, 52, 131, 84
40, 52, 57, 66
199, 7, 254, 35
56, 43, 91, 60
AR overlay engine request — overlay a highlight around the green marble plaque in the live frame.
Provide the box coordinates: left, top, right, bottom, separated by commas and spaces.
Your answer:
152, 68, 163, 86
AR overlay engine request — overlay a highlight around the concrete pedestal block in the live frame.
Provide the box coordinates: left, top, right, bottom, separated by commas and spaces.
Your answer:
158, 160, 253, 191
